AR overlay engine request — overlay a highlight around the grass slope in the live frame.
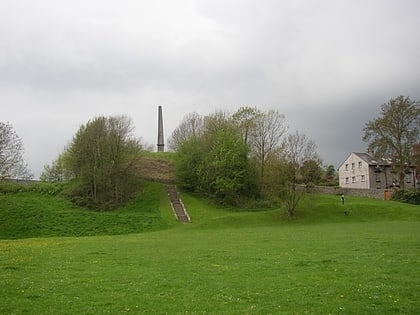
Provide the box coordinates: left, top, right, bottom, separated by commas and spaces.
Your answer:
1, 184, 419, 239
181, 192, 420, 228
0, 182, 177, 240
1, 186, 419, 313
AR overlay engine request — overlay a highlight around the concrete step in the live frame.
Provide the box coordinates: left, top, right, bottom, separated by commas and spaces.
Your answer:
168, 185, 190, 223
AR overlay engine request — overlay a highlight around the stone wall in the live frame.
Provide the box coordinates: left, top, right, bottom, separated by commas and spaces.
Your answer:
3, 178, 40, 185
308, 185, 391, 200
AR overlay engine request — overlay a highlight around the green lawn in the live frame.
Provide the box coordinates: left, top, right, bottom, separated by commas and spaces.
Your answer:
1, 185, 419, 314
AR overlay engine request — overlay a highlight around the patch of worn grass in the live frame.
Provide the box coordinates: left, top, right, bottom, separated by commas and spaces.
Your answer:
137, 152, 176, 183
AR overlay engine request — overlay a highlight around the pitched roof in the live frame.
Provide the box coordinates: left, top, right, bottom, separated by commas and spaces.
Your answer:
353, 152, 374, 164
340, 152, 417, 169
350, 152, 393, 166
339, 152, 378, 168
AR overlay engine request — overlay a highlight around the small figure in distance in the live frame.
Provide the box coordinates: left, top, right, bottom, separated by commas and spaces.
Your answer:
341, 194, 345, 205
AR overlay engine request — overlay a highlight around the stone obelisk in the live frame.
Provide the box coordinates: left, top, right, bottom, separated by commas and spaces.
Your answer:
157, 105, 164, 152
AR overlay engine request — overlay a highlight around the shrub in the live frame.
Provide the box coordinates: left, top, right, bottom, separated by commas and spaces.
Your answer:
29, 182, 66, 195
0, 181, 65, 196
0, 182, 25, 194
391, 189, 420, 205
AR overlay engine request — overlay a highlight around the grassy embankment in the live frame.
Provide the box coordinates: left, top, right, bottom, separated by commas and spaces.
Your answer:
0, 182, 176, 240
1, 154, 419, 313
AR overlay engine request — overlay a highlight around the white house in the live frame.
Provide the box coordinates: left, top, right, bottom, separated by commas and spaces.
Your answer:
339, 153, 372, 189
338, 152, 416, 190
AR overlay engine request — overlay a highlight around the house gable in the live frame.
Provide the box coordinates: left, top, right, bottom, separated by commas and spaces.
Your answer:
339, 153, 371, 189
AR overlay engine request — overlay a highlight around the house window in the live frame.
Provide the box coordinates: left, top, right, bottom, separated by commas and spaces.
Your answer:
358, 161, 362, 169
406, 173, 412, 183
361, 175, 366, 182
351, 163, 355, 170
345, 164, 349, 171
352, 176, 356, 183
345, 177, 349, 184
375, 173, 381, 182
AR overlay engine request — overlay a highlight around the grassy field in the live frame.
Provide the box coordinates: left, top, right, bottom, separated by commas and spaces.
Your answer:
1, 185, 419, 314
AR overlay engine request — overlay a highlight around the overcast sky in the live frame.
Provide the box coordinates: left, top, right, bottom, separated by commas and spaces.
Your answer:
1, 0, 420, 178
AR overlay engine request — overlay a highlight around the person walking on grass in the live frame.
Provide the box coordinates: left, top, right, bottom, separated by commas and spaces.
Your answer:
341, 194, 345, 205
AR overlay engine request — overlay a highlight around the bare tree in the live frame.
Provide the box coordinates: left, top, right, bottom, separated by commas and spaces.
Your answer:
0, 122, 33, 180
249, 110, 288, 180
282, 131, 319, 217
168, 112, 203, 151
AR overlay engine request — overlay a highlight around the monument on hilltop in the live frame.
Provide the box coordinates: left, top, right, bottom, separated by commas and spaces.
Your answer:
157, 105, 164, 152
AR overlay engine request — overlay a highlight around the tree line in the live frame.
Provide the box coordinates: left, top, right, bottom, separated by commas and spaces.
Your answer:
1, 95, 419, 212
170, 107, 322, 216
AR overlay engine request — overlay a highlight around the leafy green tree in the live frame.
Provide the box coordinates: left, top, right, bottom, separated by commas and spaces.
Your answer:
300, 159, 322, 185
63, 115, 143, 210
363, 96, 420, 189
321, 164, 338, 186
175, 136, 206, 193
232, 106, 259, 145
208, 128, 252, 203
40, 152, 72, 182
0, 121, 33, 180
325, 165, 336, 181
202, 110, 232, 140
175, 111, 258, 205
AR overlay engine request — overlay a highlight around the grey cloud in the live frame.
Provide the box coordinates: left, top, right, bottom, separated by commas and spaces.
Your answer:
1, 0, 419, 177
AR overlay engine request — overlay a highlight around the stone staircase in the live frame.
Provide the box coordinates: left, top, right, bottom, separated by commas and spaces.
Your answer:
168, 185, 190, 223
